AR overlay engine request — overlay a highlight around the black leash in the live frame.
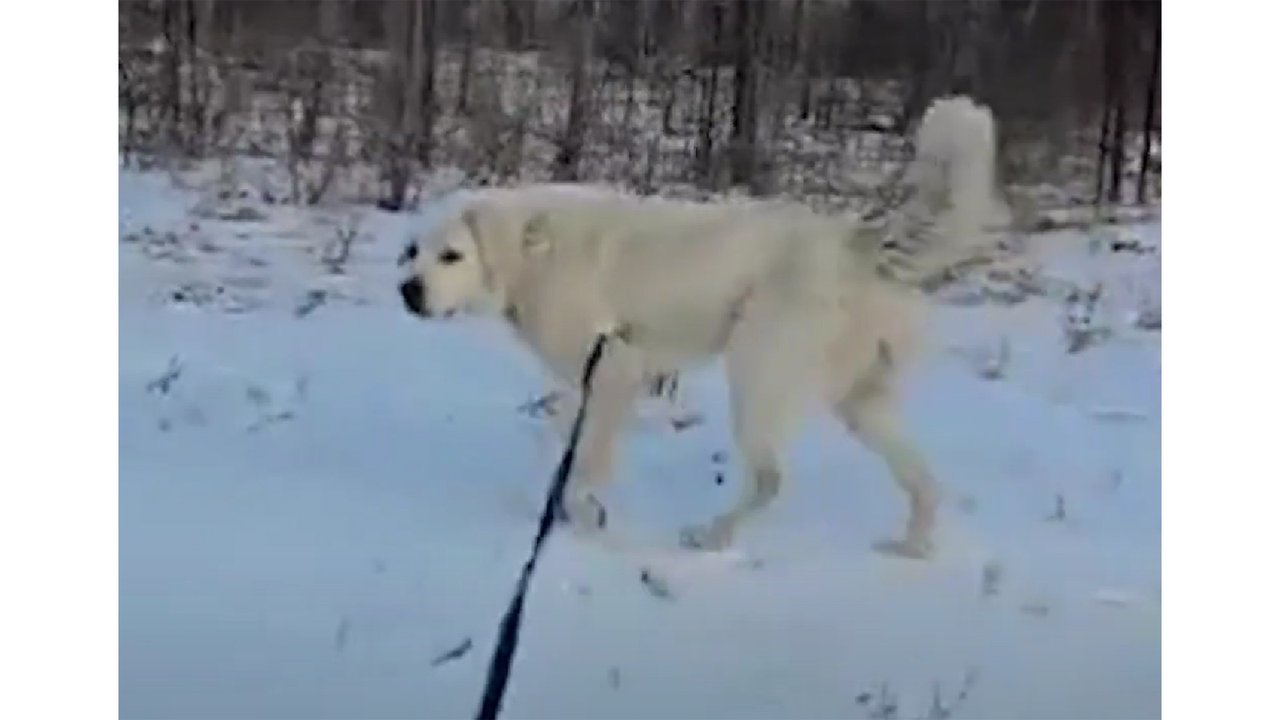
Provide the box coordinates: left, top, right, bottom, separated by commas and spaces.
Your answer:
474, 333, 613, 720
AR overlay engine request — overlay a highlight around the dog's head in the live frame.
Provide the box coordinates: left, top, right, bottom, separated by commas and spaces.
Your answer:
398, 200, 553, 320
398, 208, 491, 319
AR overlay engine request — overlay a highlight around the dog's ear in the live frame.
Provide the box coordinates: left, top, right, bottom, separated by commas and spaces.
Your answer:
460, 207, 482, 241
458, 205, 503, 291
521, 211, 553, 255
462, 204, 515, 262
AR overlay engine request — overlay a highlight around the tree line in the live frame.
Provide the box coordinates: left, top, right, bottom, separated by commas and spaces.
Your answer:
119, 0, 1160, 210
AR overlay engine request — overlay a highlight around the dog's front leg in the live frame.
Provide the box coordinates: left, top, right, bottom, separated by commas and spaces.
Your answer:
557, 339, 646, 533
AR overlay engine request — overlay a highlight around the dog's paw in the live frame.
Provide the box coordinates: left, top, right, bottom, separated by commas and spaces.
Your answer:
872, 536, 934, 561
678, 520, 735, 551
557, 493, 608, 534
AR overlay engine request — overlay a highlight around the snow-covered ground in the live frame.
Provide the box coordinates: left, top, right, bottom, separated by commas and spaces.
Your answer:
119, 169, 1160, 720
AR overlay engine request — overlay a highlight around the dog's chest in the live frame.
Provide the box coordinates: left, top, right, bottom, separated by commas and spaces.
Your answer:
505, 283, 609, 379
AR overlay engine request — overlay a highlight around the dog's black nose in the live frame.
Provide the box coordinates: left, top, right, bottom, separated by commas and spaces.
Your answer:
399, 277, 425, 316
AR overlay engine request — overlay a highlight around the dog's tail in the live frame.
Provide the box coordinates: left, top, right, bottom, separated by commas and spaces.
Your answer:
875, 95, 1008, 285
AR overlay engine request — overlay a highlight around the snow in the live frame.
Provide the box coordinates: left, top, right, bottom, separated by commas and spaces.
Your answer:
119, 169, 1160, 719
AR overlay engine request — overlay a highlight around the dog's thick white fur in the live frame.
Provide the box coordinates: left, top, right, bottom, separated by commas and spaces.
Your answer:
399, 96, 1005, 558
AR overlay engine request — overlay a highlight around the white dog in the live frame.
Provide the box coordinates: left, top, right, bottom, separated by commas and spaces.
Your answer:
399, 96, 1005, 559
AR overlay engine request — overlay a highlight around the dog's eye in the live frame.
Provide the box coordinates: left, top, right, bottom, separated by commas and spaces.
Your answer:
438, 248, 463, 265
398, 242, 418, 266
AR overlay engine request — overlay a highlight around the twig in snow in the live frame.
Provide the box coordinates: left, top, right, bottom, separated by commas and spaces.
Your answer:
639, 568, 674, 600
1089, 406, 1148, 423
517, 391, 562, 418
670, 412, 705, 432
334, 617, 351, 651
431, 637, 474, 667
247, 410, 295, 433
1047, 493, 1067, 522
1105, 469, 1125, 493
1134, 305, 1161, 331
926, 669, 979, 719
322, 217, 360, 274
295, 289, 327, 317
245, 384, 271, 407
1063, 283, 1108, 354
146, 356, 183, 395
980, 561, 1003, 599
1019, 600, 1051, 618
865, 683, 899, 719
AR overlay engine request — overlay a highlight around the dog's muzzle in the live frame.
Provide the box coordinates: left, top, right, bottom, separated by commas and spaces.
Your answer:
399, 277, 426, 316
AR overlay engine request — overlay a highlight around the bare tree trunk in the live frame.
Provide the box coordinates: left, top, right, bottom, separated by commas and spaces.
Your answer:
728, 0, 760, 188
163, 0, 184, 152
1107, 2, 1127, 205
120, 58, 137, 165
798, 1, 816, 121
1109, 99, 1127, 204
405, 1, 424, 137
637, 1, 666, 190
789, 0, 808, 119
230, 0, 244, 48
656, 0, 686, 135
418, 0, 439, 167
185, 0, 204, 155
1136, 6, 1159, 205
1095, 104, 1112, 205
625, 1, 650, 127
696, 2, 724, 185
622, 0, 651, 170
523, 1, 538, 48
118, 1, 137, 162
210, 0, 246, 158
456, 0, 477, 115
378, 0, 424, 211
503, 0, 525, 49
952, 0, 983, 96
1095, 0, 1117, 206
551, 0, 596, 181
319, 0, 345, 44
660, 70, 678, 134
786, 0, 804, 69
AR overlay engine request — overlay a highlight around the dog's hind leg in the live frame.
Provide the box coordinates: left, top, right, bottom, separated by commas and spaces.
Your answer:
680, 309, 811, 551
835, 382, 938, 559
